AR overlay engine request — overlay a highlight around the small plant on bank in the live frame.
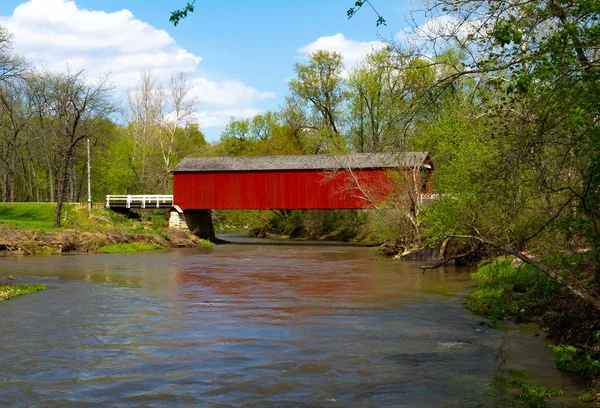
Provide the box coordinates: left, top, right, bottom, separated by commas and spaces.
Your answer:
507, 379, 563, 408
579, 393, 596, 402
198, 239, 215, 247
0, 282, 46, 302
495, 368, 564, 408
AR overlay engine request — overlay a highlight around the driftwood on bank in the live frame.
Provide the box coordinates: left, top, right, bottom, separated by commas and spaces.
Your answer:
421, 234, 600, 312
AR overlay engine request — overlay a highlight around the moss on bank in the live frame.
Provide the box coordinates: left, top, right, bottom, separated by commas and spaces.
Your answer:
0, 282, 46, 302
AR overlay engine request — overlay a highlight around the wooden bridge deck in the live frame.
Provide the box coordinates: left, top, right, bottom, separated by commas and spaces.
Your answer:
105, 195, 173, 210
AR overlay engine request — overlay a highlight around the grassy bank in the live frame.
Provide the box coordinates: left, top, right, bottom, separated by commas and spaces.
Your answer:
0, 282, 46, 302
466, 258, 600, 405
0, 202, 73, 229
0, 203, 211, 255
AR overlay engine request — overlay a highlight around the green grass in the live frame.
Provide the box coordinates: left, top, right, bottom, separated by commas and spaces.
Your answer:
465, 258, 561, 322
0, 282, 47, 302
0, 203, 73, 229
98, 242, 163, 253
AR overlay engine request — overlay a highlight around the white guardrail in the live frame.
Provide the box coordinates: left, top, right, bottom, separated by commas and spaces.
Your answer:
105, 194, 173, 209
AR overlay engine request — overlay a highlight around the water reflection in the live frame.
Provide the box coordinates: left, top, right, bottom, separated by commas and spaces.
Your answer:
0, 237, 587, 407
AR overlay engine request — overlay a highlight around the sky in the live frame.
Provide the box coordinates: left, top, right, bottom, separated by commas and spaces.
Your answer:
0, 0, 426, 142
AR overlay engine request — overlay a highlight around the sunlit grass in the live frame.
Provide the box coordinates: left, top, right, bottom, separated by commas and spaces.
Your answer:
0, 282, 46, 302
98, 242, 163, 253
0, 203, 73, 230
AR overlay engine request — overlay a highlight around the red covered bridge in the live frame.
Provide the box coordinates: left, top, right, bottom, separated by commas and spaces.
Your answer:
170, 152, 432, 240
172, 152, 432, 210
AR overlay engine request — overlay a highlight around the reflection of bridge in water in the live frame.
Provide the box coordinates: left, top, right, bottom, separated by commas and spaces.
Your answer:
105, 194, 173, 210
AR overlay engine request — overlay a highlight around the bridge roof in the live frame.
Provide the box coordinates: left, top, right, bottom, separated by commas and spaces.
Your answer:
173, 152, 430, 173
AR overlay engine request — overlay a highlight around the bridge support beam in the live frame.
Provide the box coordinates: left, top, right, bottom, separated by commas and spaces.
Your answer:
183, 210, 216, 242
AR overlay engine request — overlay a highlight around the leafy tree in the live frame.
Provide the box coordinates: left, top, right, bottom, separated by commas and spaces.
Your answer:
347, 49, 428, 152
289, 50, 348, 153
402, 0, 600, 288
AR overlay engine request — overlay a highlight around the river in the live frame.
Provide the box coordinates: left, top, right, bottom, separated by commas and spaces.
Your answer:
0, 235, 588, 407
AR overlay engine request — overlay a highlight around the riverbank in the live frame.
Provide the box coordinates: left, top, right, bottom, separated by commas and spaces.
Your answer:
466, 258, 600, 404
0, 203, 212, 256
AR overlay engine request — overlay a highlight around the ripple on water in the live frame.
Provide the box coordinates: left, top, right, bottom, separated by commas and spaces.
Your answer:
0, 241, 590, 407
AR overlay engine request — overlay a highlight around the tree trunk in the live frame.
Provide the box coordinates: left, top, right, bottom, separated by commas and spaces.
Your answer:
46, 153, 54, 202
1, 169, 7, 202
54, 152, 71, 227
9, 147, 15, 202
31, 160, 39, 202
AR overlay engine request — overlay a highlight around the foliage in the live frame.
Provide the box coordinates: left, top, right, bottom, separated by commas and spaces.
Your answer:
579, 393, 596, 402
98, 242, 163, 253
288, 50, 348, 153
346, 0, 386, 26
366, 207, 418, 246
465, 259, 561, 322
215, 209, 368, 241
347, 50, 408, 152
169, 1, 196, 26
496, 367, 564, 408
28, 69, 117, 227
408, 0, 600, 279
0, 282, 46, 302
507, 379, 563, 408
551, 344, 600, 378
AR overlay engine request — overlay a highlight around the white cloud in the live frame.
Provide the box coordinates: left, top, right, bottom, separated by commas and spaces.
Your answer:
0, 0, 275, 132
191, 77, 275, 108
193, 108, 262, 129
0, 0, 199, 87
298, 33, 386, 71
189, 78, 275, 131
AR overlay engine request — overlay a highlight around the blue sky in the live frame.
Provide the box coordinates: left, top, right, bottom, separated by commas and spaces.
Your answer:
0, 0, 423, 141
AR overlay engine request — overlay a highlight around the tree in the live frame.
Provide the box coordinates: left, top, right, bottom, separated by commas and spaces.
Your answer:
29, 69, 116, 227
157, 72, 197, 191
347, 49, 415, 152
0, 77, 37, 202
127, 70, 161, 192
0, 26, 25, 83
289, 50, 348, 153
398, 0, 600, 286
127, 70, 201, 193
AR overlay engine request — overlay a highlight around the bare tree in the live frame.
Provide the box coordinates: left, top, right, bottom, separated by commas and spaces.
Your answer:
157, 72, 196, 191
127, 70, 162, 192
30, 69, 116, 226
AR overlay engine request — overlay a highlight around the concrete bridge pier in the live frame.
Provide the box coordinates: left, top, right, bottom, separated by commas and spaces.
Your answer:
183, 209, 216, 242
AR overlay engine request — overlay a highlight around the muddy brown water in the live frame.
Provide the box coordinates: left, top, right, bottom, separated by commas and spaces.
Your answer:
0, 234, 589, 407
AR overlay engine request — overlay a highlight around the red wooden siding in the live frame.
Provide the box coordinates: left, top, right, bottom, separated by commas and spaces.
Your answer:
173, 169, 403, 210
